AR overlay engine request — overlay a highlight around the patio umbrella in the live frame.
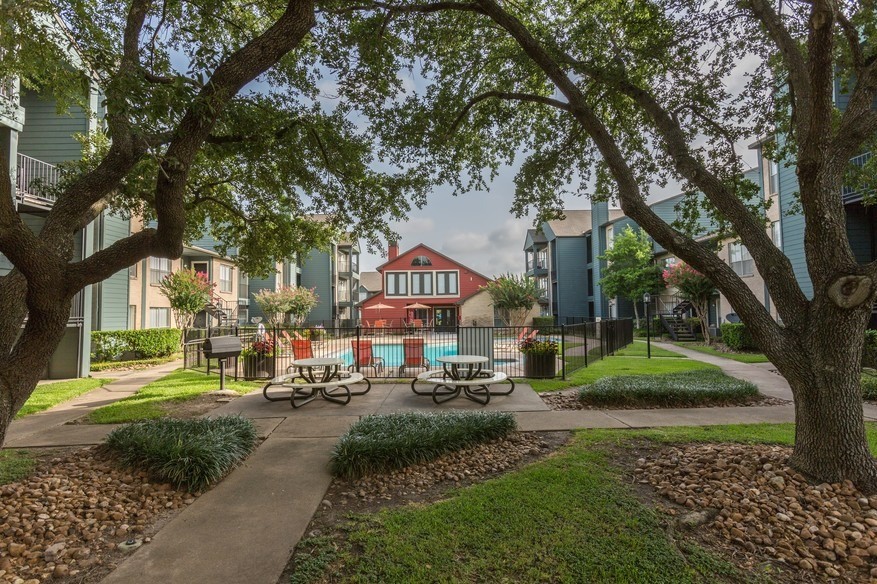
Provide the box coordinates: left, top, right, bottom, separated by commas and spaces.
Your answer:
365, 302, 392, 319
405, 302, 432, 323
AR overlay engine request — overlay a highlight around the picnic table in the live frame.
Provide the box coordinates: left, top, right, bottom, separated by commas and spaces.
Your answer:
262, 357, 371, 408
410, 355, 514, 405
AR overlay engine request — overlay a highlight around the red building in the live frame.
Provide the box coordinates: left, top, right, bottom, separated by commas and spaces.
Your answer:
359, 243, 493, 331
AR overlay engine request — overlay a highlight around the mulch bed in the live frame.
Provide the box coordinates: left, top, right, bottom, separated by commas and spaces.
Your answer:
540, 389, 790, 410
0, 447, 197, 583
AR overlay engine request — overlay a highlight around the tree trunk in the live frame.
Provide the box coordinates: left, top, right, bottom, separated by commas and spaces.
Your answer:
693, 300, 712, 345
632, 302, 640, 329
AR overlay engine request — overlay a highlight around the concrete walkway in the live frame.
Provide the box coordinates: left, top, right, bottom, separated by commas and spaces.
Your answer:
5, 360, 182, 448
7, 347, 874, 584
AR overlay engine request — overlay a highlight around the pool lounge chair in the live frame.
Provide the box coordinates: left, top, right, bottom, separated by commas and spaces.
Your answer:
496, 327, 529, 351
348, 340, 385, 374
398, 337, 430, 376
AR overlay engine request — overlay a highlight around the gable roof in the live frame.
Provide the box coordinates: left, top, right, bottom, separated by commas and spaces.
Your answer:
359, 271, 382, 292
374, 242, 493, 282
544, 210, 592, 237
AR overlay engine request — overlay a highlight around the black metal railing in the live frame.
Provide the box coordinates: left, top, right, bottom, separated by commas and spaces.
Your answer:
182, 319, 634, 381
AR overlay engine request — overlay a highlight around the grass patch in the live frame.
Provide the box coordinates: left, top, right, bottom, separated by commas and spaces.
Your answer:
90, 353, 181, 372
104, 415, 257, 491
0, 450, 36, 485
528, 355, 718, 393
676, 343, 770, 364
578, 369, 758, 408
89, 369, 258, 424
325, 427, 780, 583
330, 412, 516, 479
18, 378, 113, 418
613, 340, 686, 358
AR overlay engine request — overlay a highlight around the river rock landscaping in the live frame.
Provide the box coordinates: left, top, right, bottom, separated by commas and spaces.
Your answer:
0, 447, 196, 583
638, 443, 877, 582
541, 388, 789, 410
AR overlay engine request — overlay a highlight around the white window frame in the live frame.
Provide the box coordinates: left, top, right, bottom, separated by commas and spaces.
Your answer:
768, 159, 779, 195
149, 257, 172, 285
149, 307, 170, 328
219, 264, 233, 293
729, 242, 754, 277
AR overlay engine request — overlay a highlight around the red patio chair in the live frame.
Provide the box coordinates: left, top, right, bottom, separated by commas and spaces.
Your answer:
290, 339, 314, 360
399, 337, 430, 376
348, 340, 384, 374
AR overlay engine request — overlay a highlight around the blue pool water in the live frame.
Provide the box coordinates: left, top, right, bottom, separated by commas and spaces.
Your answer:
337, 343, 459, 368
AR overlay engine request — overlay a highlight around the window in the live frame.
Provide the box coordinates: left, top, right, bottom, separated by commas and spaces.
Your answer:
129, 262, 138, 279
149, 257, 172, 284
128, 305, 136, 329
338, 280, 349, 302
238, 306, 249, 325
149, 307, 170, 328
586, 235, 593, 263
436, 271, 459, 295
768, 159, 779, 195
771, 221, 782, 249
411, 272, 433, 295
587, 269, 594, 296
411, 255, 432, 266
386, 272, 408, 296
220, 264, 233, 293
729, 242, 754, 276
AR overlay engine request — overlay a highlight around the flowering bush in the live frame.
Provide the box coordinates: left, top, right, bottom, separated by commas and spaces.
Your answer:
158, 269, 214, 329
519, 338, 559, 355
663, 262, 716, 343
253, 286, 319, 326
242, 337, 274, 358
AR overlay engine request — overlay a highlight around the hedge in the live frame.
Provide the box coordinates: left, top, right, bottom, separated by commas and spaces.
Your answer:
578, 369, 758, 408
532, 316, 556, 329
719, 322, 758, 351
91, 328, 181, 362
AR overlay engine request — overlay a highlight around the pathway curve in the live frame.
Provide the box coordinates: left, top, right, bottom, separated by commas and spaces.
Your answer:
7, 348, 877, 584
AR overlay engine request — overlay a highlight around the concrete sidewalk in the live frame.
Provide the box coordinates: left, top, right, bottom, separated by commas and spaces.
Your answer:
6, 360, 182, 448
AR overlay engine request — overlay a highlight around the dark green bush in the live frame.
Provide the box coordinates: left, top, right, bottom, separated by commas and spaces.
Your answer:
719, 323, 758, 351
91, 329, 181, 361
104, 416, 257, 491
532, 316, 556, 329
862, 372, 877, 400
330, 411, 517, 479
864, 331, 877, 368
578, 369, 758, 408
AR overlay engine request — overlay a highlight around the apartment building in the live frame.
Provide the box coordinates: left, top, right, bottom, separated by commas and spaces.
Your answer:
300, 236, 361, 325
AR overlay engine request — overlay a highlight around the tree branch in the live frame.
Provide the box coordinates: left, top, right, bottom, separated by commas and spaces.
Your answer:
447, 90, 571, 135
322, 1, 484, 16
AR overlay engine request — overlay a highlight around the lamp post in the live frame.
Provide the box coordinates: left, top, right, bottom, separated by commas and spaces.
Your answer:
643, 292, 652, 359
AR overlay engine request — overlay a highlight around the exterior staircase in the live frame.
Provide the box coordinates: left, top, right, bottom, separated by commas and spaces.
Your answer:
204, 294, 236, 327
659, 314, 696, 341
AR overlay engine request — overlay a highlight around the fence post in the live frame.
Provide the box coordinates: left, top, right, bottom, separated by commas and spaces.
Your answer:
355, 324, 361, 373
272, 326, 278, 378
561, 323, 566, 380
584, 323, 589, 368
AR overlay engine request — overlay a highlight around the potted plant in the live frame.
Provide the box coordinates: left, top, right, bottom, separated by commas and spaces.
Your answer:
241, 337, 275, 379
520, 337, 559, 378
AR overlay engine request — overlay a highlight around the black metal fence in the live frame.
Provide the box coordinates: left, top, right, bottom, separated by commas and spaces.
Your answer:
183, 319, 634, 381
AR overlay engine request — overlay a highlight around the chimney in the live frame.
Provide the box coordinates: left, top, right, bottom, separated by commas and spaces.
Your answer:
388, 241, 399, 261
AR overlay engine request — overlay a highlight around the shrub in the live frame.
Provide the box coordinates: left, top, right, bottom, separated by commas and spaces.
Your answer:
578, 369, 758, 408
719, 323, 758, 351
862, 372, 877, 400
104, 416, 258, 491
330, 411, 517, 479
91, 329, 181, 361
532, 316, 556, 329
90, 355, 179, 372
864, 331, 877, 368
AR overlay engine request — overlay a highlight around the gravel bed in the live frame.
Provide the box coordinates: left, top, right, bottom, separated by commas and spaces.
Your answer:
0, 447, 196, 583
541, 390, 790, 410
638, 443, 877, 581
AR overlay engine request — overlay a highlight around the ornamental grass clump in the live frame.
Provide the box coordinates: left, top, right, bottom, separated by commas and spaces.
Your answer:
104, 416, 258, 492
330, 411, 517, 479
578, 369, 758, 408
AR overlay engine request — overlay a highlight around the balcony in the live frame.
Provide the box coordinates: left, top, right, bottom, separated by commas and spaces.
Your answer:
337, 255, 359, 274
16, 153, 60, 208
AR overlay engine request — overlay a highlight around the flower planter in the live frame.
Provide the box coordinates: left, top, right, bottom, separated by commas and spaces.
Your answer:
523, 352, 557, 378
242, 355, 275, 379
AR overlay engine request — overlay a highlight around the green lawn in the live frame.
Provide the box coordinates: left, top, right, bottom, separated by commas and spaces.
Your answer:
17, 378, 113, 418
0, 450, 36, 485
296, 424, 842, 583
613, 340, 686, 358
528, 355, 718, 392
675, 343, 770, 364
88, 369, 259, 424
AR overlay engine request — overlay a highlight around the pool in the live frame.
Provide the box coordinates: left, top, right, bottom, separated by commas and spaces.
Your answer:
337, 342, 459, 368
